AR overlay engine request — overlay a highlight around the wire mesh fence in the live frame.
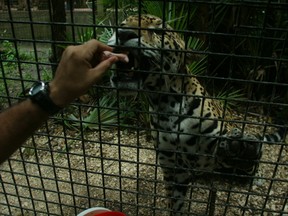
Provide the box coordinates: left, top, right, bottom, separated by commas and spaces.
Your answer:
0, 0, 288, 215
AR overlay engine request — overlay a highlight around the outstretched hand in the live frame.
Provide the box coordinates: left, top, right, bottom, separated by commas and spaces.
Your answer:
0, 39, 129, 164
49, 39, 128, 108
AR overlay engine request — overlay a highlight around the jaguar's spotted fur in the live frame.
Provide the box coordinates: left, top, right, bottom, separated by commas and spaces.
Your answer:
108, 14, 286, 215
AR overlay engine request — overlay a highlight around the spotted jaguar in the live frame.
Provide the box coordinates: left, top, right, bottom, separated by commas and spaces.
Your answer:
107, 14, 286, 215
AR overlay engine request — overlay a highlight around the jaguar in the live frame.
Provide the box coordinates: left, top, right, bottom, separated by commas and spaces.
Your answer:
107, 14, 286, 215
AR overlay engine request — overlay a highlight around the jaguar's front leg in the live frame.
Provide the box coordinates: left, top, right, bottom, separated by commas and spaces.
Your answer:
161, 166, 192, 216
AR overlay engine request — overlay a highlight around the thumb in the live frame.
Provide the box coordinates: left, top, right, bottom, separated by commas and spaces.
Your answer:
90, 56, 117, 81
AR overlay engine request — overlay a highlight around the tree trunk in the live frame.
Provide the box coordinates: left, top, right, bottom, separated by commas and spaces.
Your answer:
49, 0, 66, 76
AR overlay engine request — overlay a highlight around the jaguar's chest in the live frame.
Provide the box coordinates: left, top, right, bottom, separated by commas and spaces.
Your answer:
149, 92, 222, 137
149, 95, 221, 170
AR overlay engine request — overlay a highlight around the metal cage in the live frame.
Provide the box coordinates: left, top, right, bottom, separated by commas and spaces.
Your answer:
0, 0, 288, 215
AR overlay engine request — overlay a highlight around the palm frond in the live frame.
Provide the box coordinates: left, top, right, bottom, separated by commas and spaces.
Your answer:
67, 95, 121, 130
216, 88, 244, 109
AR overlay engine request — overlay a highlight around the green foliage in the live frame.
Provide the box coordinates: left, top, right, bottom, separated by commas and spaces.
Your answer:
102, 0, 138, 9
41, 68, 53, 82
188, 56, 207, 76
67, 95, 120, 130
65, 94, 141, 131
70, 14, 114, 44
141, 2, 197, 30
76, 27, 95, 43
1, 40, 31, 68
0, 41, 14, 105
1, 40, 15, 65
101, 0, 113, 9
1, 40, 31, 70
186, 37, 206, 75
97, 20, 114, 44
141, 1, 163, 18
216, 87, 244, 109
0, 40, 55, 110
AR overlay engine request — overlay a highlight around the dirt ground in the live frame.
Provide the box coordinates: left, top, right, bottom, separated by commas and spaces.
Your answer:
0, 118, 287, 216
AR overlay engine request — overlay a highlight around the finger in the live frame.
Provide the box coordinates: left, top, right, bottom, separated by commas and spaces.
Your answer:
102, 51, 129, 63
89, 56, 118, 82
83, 40, 115, 66
84, 39, 113, 53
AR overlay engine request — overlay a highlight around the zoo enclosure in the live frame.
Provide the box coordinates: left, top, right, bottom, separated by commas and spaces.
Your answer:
0, 0, 288, 215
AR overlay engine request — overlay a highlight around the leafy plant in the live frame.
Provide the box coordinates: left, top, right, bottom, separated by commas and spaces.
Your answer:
186, 37, 206, 75
1, 40, 18, 68
76, 27, 95, 43
41, 68, 53, 82
188, 56, 207, 75
67, 95, 120, 130
97, 20, 114, 44
141, 1, 197, 30
65, 94, 140, 131
215, 87, 244, 109
1, 40, 31, 68
0, 40, 40, 107
66, 13, 114, 44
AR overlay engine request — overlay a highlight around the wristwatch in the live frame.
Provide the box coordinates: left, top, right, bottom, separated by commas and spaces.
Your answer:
28, 81, 62, 115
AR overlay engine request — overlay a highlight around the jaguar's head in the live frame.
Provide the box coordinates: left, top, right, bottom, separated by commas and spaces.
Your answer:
107, 14, 190, 94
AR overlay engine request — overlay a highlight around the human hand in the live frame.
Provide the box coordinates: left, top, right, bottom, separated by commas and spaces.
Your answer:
49, 39, 128, 107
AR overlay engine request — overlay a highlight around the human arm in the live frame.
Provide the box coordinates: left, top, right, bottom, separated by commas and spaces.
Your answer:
0, 39, 127, 164
0, 99, 49, 164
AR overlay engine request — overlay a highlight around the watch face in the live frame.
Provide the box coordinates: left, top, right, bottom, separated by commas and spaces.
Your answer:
29, 82, 45, 96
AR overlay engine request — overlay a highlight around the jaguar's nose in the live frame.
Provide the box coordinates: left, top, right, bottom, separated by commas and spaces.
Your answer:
117, 29, 138, 44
